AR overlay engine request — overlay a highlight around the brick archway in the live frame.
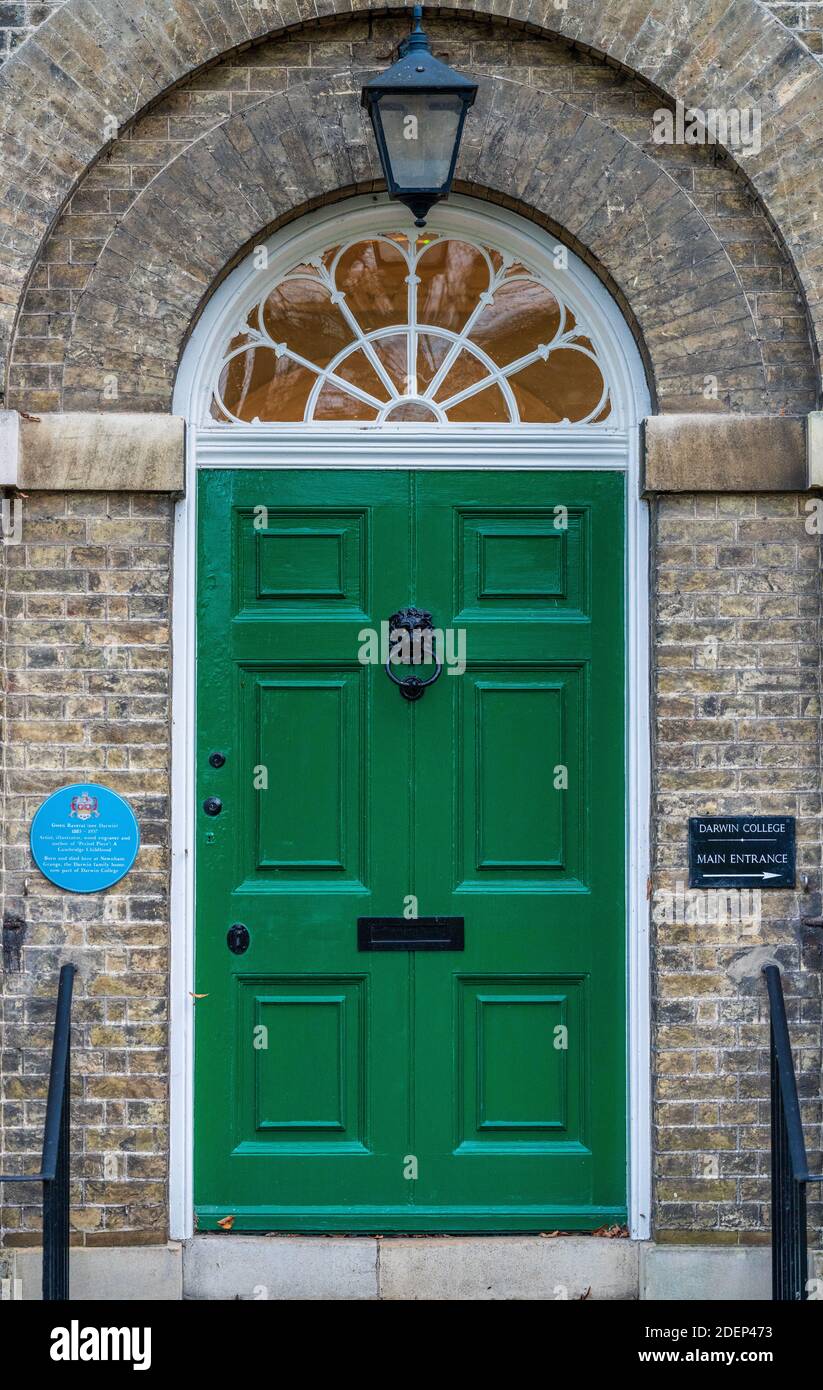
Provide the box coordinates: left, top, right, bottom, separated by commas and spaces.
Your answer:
1, 1, 822, 393
61, 74, 770, 413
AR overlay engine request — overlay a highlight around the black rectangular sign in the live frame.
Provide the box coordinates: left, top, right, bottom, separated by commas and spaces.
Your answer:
688, 816, 795, 889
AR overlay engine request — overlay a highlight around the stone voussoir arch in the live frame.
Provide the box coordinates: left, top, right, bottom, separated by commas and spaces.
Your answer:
62, 72, 769, 414
1, 0, 823, 395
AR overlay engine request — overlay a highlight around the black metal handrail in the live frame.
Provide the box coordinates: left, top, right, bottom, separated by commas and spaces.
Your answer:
0, 962, 75, 1300
762, 963, 823, 1301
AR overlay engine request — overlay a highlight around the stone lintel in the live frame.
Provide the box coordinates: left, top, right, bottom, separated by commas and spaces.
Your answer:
0, 410, 19, 484
1, 412, 819, 495
0, 412, 185, 492
642, 414, 809, 493
807, 411, 823, 488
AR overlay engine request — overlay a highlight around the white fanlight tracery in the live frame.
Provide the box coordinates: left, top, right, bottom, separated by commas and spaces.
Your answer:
209, 227, 613, 428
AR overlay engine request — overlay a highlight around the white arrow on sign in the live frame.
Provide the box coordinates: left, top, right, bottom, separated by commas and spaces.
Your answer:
702, 872, 783, 880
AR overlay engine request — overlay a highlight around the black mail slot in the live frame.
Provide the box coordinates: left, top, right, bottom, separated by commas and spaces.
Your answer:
357, 917, 464, 951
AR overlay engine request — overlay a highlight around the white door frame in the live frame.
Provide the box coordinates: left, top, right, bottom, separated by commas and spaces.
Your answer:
169, 197, 653, 1241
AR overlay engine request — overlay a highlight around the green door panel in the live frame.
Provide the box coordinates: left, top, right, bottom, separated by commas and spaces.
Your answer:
195, 469, 626, 1230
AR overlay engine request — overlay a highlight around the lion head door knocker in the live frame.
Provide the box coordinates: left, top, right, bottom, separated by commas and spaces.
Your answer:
385, 606, 443, 702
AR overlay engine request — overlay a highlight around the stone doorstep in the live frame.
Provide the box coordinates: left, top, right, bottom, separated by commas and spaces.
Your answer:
7, 1238, 776, 1301
12, 1243, 183, 1301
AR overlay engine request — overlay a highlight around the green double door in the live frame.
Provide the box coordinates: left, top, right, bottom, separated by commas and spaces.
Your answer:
195, 469, 626, 1230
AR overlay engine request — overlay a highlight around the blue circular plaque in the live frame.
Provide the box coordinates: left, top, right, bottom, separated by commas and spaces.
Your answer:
30, 783, 140, 893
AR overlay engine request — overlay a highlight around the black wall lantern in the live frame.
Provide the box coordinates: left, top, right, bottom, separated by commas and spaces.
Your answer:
361, 6, 478, 227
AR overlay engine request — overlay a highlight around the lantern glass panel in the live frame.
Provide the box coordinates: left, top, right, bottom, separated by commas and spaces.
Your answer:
377, 93, 464, 192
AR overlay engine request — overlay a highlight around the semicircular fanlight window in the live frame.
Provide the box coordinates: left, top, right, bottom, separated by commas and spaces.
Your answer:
211, 232, 611, 425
